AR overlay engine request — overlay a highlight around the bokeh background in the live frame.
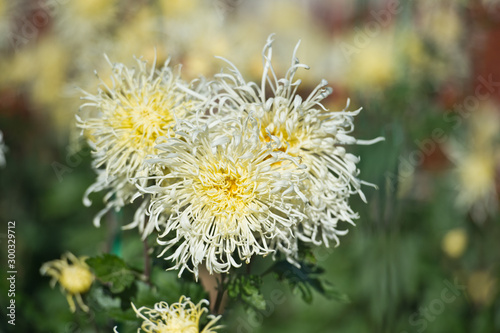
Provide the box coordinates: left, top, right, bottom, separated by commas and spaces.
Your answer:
1, 0, 500, 332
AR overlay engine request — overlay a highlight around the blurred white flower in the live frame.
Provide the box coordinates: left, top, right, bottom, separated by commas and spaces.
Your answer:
447, 104, 500, 223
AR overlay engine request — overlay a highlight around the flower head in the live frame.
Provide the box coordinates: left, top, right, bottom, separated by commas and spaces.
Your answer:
78, 57, 208, 234
40, 252, 94, 312
117, 296, 222, 333
144, 119, 306, 277
212, 35, 383, 258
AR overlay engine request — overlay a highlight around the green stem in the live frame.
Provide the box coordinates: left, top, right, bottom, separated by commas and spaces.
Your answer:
143, 238, 152, 286
213, 273, 227, 315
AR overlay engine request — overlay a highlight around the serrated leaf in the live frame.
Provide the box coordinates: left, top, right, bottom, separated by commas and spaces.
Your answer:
87, 254, 137, 293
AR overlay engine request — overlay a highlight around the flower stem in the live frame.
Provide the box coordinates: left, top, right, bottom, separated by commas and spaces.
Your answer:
143, 238, 151, 286
213, 273, 227, 315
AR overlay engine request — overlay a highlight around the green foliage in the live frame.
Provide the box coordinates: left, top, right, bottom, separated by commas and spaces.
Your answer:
4, 2, 500, 333
87, 253, 138, 293
270, 261, 350, 304
227, 274, 266, 311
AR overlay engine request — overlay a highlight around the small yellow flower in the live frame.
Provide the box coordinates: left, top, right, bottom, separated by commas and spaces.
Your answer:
442, 228, 468, 259
116, 296, 222, 333
40, 252, 94, 312
467, 271, 497, 306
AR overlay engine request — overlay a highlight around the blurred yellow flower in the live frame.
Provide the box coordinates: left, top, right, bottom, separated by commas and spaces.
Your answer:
59, 0, 117, 32
112, 7, 168, 66
458, 153, 495, 201
182, 32, 230, 79
0, 36, 73, 134
342, 31, 397, 93
40, 252, 94, 312
31, 37, 69, 106
72, 0, 115, 19
467, 271, 497, 306
455, 151, 498, 222
448, 105, 500, 222
418, 1, 463, 48
268, 0, 310, 31
159, 0, 200, 18
442, 228, 468, 258
470, 102, 500, 148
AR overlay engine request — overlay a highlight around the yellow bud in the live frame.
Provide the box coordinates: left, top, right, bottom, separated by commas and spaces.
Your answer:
59, 265, 93, 295
442, 228, 467, 258
468, 271, 497, 306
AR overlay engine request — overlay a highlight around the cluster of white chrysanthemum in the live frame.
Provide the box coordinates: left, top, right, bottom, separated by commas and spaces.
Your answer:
78, 35, 382, 279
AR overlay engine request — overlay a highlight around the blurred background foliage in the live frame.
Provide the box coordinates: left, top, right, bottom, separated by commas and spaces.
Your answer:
1, 0, 500, 332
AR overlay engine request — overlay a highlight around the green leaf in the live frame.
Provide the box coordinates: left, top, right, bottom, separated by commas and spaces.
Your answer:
90, 286, 120, 310
270, 261, 350, 304
87, 254, 137, 293
227, 275, 266, 311
106, 308, 138, 323
87, 284, 139, 325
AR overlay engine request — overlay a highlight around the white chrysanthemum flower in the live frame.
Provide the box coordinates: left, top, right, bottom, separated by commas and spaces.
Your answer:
78, 57, 209, 236
142, 119, 306, 277
212, 35, 383, 257
114, 296, 222, 333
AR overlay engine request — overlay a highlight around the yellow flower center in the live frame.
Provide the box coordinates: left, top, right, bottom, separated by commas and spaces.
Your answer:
155, 318, 199, 333
59, 265, 93, 295
259, 104, 303, 157
197, 165, 255, 221
116, 91, 175, 152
